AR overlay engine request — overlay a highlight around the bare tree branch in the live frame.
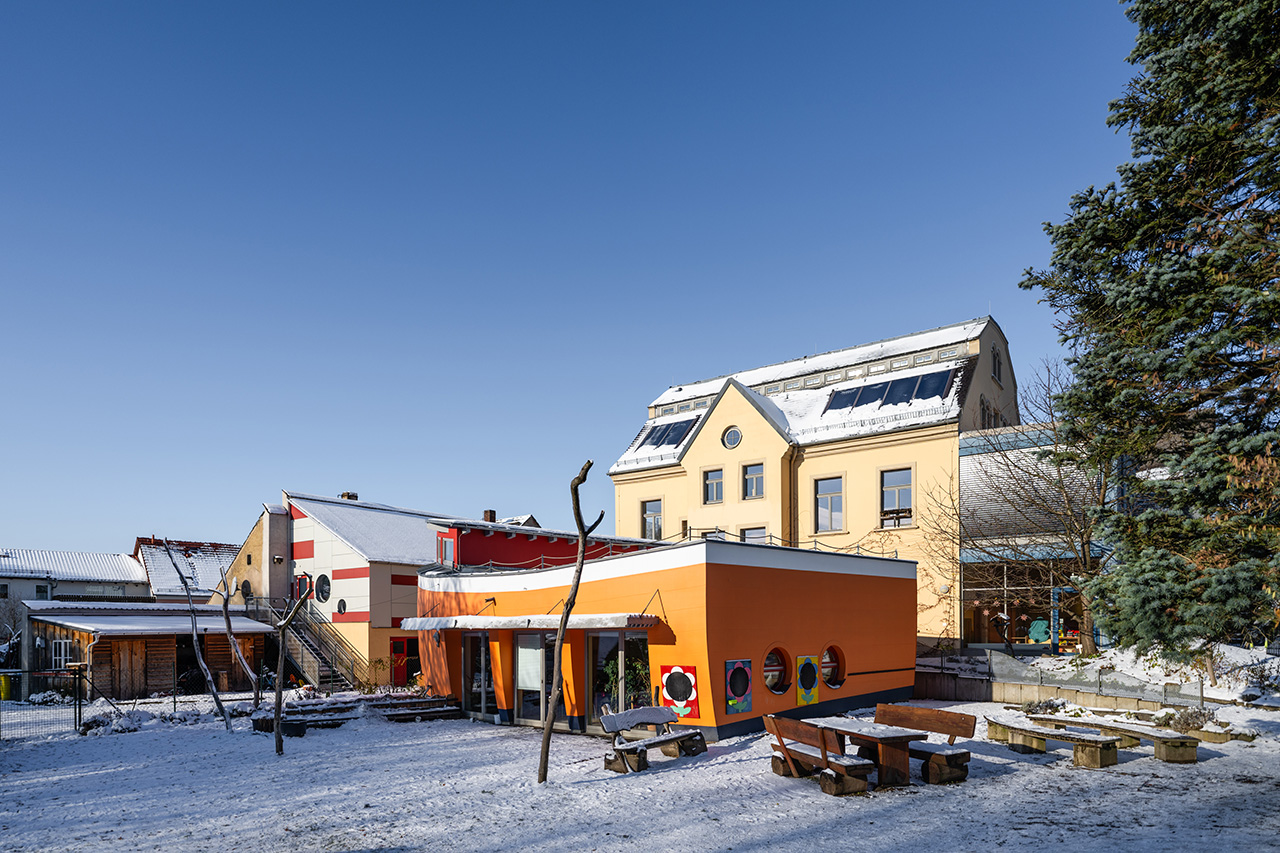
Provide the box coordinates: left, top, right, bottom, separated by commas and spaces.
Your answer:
538, 460, 603, 783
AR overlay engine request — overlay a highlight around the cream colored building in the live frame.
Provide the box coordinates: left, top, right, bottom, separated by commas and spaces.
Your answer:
609, 317, 1018, 646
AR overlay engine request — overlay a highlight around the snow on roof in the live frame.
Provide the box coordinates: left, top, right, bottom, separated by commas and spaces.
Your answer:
608, 411, 706, 475
286, 492, 454, 567
650, 317, 989, 408
612, 358, 974, 474
134, 539, 239, 598
26, 602, 274, 636
0, 549, 148, 584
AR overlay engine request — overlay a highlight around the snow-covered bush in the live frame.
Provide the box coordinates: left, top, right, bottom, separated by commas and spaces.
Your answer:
1022, 698, 1068, 715
80, 709, 154, 736
27, 691, 73, 706
1157, 706, 1217, 734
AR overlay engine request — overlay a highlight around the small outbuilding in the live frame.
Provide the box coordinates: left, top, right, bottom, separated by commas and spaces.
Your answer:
24, 601, 273, 700
404, 538, 917, 741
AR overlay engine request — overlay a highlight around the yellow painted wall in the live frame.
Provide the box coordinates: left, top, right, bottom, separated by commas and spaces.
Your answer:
794, 422, 961, 642
612, 393, 962, 644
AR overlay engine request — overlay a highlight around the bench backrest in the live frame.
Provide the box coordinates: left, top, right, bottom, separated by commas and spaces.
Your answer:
600, 705, 678, 733
875, 703, 976, 744
762, 714, 844, 770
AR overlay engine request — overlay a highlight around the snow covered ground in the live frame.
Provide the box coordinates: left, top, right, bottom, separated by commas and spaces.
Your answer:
3, 697, 1280, 852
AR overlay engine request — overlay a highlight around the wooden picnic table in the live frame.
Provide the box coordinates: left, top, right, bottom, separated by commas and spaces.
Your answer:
804, 716, 928, 788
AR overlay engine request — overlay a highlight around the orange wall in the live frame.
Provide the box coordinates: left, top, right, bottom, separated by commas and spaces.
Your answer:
416, 546, 916, 734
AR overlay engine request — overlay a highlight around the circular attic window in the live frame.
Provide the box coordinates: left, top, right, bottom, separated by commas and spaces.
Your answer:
722, 427, 742, 449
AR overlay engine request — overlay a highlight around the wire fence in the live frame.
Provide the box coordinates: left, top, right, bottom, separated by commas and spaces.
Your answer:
0, 670, 88, 740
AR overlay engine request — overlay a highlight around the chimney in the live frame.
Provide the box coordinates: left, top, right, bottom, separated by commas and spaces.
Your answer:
483, 509, 497, 523
340, 492, 359, 501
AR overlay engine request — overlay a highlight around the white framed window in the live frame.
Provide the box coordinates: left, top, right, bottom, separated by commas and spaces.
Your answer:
35, 584, 49, 600
52, 639, 74, 669
815, 477, 843, 532
881, 469, 913, 528
764, 385, 781, 395
804, 376, 822, 387
703, 469, 723, 505
642, 500, 663, 540
939, 348, 958, 359
740, 527, 767, 545
438, 536, 455, 567
825, 372, 844, 383
743, 464, 764, 499
784, 380, 801, 391
891, 358, 909, 369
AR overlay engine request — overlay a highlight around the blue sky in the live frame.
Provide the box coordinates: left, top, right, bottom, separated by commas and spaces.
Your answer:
1, 2, 1137, 552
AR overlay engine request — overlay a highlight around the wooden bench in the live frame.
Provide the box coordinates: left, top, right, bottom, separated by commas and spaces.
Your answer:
873, 704, 975, 784
600, 705, 707, 773
986, 717, 1121, 768
763, 715, 875, 795
1027, 713, 1199, 763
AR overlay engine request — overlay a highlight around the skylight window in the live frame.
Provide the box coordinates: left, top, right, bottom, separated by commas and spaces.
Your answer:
914, 369, 954, 400
822, 369, 954, 414
884, 376, 918, 406
642, 417, 697, 448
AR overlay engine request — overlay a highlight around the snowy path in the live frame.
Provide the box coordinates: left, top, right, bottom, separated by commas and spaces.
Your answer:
2, 701, 1279, 852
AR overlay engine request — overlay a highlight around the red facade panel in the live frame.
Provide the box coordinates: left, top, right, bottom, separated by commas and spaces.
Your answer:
292, 540, 314, 560
333, 566, 370, 580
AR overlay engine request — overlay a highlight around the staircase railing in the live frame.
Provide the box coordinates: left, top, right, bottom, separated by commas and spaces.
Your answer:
246, 599, 368, 690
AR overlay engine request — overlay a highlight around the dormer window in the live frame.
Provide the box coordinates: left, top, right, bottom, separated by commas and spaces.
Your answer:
992, 347, 1003, 384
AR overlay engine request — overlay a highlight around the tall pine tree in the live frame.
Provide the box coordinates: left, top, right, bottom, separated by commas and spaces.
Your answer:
1023, 0, 1280, 653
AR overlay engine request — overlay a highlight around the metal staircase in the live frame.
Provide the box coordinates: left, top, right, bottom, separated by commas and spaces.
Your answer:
248, 600, 368, 692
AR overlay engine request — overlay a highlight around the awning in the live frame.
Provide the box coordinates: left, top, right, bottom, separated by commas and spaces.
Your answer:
30, 613, 276, 636
401, 612, 660, 631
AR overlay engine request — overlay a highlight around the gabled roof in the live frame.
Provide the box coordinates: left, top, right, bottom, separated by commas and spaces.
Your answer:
612, 357, 975, 475
650, 317, 990, 409
286, 491, 651, 566
134, 538, 239, 599
286, 492, 451, 567
0, 549, 148, 584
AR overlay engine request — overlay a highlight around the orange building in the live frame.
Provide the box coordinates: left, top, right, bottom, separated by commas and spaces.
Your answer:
405, 538, 916, 741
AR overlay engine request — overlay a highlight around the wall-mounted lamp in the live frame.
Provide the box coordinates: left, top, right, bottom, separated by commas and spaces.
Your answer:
938, 584, 951, 594
273, 555, 284, 565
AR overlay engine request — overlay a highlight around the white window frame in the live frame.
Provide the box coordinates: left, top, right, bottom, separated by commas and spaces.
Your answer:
703, 469, 724, 505
52, 638, 74, 669
814, 476, 844, 533
641, 499, 663, 540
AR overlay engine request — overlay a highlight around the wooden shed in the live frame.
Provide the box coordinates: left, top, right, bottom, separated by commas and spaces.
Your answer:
23, 601, 273, 700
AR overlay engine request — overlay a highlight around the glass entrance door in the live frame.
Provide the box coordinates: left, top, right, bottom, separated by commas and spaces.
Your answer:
514, 633, 568, 727
463, 633, 495, 714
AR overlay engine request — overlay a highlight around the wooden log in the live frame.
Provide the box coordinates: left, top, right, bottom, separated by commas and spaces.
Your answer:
819, 768, 867, 796
924, 761, 969, 784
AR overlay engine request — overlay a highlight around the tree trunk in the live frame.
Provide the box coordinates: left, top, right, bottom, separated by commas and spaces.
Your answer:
163, 540, 231, 732
216, 561, 259, 706
537, 460, 605, 784
1079, 593, 1099, 657
274, 593, 312, 755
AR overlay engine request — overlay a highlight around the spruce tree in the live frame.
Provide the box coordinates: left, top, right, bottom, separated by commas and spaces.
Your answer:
1022, 0, 1280, 653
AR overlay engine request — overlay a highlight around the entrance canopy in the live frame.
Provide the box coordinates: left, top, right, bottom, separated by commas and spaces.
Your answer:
402, 612, 660, 631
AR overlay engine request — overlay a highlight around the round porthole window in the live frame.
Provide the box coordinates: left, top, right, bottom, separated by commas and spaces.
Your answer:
239, 579, 252, 600
762, 648, 789, 694
336, 599, 347, 615
315, 574, 331, 603
722, 427, 742, 449
821, 646, 844, 688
